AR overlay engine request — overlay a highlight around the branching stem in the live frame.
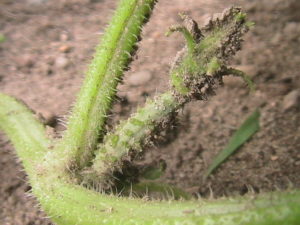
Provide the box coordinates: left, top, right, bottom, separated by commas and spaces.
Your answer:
0, 1, 299, 225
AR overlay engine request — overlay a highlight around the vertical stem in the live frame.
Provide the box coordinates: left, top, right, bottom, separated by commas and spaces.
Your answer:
59, 0, 157, 169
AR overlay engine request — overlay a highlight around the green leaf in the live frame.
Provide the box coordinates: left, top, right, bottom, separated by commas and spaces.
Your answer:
204, 109, 260, 179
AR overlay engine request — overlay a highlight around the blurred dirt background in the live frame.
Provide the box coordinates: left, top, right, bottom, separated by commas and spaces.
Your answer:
1, 0, 300, 224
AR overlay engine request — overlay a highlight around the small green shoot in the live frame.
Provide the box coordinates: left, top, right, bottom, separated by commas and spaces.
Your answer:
204, 109, 260, 179
224, 68, 256, 92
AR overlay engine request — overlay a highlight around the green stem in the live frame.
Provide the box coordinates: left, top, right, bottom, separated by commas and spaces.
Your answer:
35, 181, 300, 225
1, 2, 300, 224
1, 93, 300, 225
89, 7, 250, 184
59, 0, 158, 169
223, 67, 256, 92
0, 93, 50, 177
88, 91, 182, 184
166, 25, 197, 52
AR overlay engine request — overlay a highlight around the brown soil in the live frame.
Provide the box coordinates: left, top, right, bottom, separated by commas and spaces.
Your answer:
1, 0, 300, 224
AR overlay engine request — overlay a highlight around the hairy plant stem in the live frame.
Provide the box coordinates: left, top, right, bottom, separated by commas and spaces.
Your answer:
1, 1, 300, 224
34, 182, 300, 225
59, 0, 158, 169
88, 91, 183, 185
87, 7, 251, 187
1, 92, 300, 225
0, 93, 50, 178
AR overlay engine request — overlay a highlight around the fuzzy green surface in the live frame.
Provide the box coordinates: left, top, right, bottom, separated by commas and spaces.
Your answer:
34, 179, 300, 225
0, 93, 50, 176
92, 91, 181, 179
1, 93, 300, 225
2, 2, 300, 224
59, 0, 158, 169
92, 7, 250, 178
170, 9, 245, 95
